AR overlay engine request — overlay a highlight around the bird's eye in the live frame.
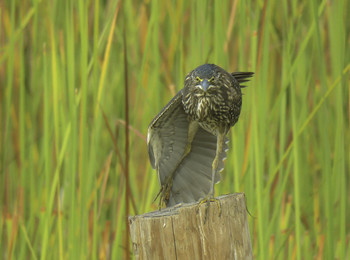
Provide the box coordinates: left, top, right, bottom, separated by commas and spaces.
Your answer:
208, 76, 215, 82
195, 76, 202, 82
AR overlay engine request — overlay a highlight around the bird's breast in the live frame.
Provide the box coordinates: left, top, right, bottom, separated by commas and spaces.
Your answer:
195, 97, 210, 118
183, 94, 233, 134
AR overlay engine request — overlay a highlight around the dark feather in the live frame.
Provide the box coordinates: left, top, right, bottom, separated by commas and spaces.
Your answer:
231, 72, 254, 87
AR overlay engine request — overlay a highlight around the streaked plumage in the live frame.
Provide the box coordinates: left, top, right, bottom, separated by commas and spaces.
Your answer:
147, 64, 253, 207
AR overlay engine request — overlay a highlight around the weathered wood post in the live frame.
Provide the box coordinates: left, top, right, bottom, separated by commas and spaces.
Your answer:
129, 193, 253, 259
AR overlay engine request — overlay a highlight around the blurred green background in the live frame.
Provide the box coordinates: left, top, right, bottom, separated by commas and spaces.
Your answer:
1, 0, 349, 259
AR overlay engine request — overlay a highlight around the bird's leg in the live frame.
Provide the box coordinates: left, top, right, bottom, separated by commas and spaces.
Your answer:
157, 121, 199, 208
199, 131, 225, 221
209, 131, 225, 197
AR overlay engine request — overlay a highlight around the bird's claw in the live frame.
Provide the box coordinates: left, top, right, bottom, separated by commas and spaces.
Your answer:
153, 178, 173, 210
198, 195, 222, 223
152, 188, 163, 209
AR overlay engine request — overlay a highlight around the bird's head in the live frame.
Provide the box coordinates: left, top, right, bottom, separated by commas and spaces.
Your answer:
182, 64, 234, 119
183, 64, 233, 103
184, 64, 222, 94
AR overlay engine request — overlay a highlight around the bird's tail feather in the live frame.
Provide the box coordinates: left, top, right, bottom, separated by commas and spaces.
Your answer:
231, 72, 254, 87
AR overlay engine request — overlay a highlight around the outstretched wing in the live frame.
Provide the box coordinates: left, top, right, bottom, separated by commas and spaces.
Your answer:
147, 90, 228, 207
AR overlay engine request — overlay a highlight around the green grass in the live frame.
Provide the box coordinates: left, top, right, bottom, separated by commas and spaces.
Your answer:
1, 0, 349, 259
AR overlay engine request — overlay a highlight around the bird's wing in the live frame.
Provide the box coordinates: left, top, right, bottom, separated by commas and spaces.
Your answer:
167, 126, 229, 207
147, 90, 186, 173
147, 90, 228, 207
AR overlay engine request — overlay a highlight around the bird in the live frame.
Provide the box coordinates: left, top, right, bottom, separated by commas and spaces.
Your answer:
147, 64, 253, 209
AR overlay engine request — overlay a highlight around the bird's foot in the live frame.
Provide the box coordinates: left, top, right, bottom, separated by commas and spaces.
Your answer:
198, 194, 222, 223
153, 176, 174, 210
152, 188, 164, 209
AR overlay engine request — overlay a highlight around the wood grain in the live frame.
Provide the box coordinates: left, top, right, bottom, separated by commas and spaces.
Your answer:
129, 193, 253, 260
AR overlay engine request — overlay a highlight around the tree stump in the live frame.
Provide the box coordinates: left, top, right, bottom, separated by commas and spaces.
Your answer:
129, 193, 253, 259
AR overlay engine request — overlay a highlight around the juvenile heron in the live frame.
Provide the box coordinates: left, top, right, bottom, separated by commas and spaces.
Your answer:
147, 64, 253, 208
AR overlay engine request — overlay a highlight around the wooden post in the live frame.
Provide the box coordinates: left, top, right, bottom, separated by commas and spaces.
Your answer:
129, 193, 253, 259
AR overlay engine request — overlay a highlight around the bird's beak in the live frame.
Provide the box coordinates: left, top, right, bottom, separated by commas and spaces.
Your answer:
200, 79, 210, 91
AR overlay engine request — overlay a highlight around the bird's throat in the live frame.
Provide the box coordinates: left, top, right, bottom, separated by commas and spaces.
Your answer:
196, 97, 210, 119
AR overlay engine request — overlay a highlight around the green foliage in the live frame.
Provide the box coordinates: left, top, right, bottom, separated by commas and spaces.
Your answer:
1, 0, 349, 259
